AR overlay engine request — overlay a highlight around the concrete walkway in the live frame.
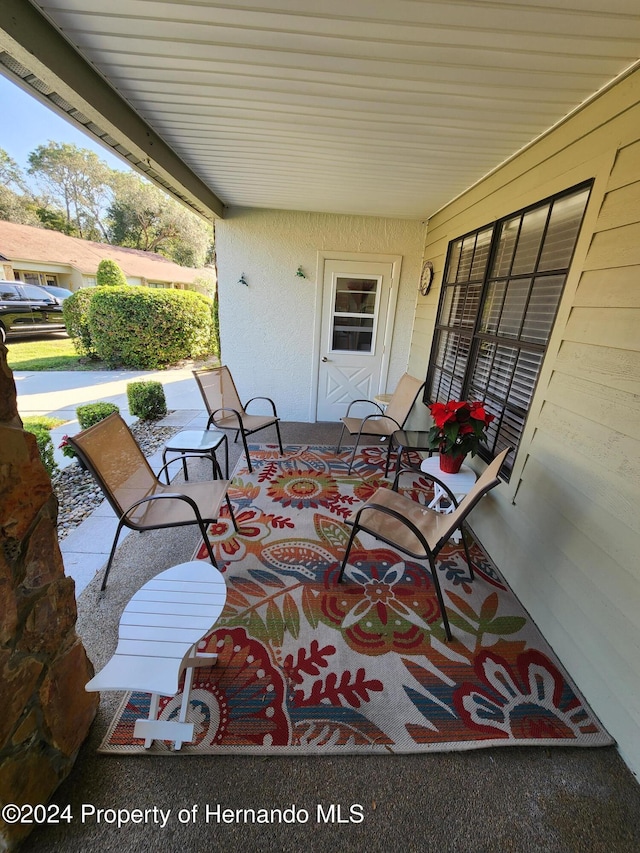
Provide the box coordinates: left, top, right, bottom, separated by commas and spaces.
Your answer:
15, 367, 205, 468
15, 368, 209, 595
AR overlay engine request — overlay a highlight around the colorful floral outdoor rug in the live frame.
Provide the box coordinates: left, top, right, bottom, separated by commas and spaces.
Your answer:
100, 444, 612, 754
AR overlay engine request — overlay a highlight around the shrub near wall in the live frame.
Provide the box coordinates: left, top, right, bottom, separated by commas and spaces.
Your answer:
88, 287, 215, 369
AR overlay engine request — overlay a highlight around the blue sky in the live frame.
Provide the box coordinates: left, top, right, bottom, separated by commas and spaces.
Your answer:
0, 73, 132, 175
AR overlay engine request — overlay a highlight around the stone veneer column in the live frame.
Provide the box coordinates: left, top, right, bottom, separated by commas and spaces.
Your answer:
0, 344, 98, 851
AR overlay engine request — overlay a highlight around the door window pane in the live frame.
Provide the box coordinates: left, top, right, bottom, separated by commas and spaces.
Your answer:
331, 276, 378, 353
334, 278, 377, 314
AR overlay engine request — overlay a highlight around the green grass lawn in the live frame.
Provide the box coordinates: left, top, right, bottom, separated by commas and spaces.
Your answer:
4, 336, 100, 371
5, 334, 220, 371
22, 415, 67, 430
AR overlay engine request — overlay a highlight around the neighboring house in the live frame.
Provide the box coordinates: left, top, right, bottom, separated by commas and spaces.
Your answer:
0, 220, 211, 292
0, 4, 638, 780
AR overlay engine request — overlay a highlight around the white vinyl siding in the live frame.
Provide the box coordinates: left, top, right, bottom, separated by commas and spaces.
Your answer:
408, 69, 640, 776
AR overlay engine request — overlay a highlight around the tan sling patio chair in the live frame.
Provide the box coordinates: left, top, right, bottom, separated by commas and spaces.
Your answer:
336, 373, 425, 473
193, 365, 283, 473
68, 413, 238, 590
337, 447, 511, 641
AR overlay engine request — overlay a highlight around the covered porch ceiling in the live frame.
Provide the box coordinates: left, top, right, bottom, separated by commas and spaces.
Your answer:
1, 0, 640, 222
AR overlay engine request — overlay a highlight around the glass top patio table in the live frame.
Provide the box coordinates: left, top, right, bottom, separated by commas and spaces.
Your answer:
387, 429, 433, 475
162, 430, 229, 482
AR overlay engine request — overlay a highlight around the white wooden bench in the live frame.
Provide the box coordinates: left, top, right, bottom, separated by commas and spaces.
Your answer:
86, 561, 227, 749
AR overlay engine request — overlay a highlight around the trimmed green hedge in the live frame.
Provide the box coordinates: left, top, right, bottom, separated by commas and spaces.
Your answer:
63, 288, 99, 357
88, 287, 215, 369
24, 424, 57, 477
127, 380, 167, 420
97, 259, 128, 287
76, 402, 120, 429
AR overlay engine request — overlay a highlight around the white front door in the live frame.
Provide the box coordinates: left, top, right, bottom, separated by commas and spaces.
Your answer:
316, 258, 398, 422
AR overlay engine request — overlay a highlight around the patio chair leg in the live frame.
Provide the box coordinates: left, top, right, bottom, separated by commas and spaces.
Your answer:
221, 434, 229, 479
225, 496, 239, 532
346, 439, 359, 474
459, 525, 475, 581
427, 554, 452, 641
100, 520, 129, 592
337, 526, 359, 583
336, 423, 347, 454
384, 438, 394, 477
101, 519, 126, 590
198, 519, 219, 568
274, 420, 284, 455
240, 429, 253, 473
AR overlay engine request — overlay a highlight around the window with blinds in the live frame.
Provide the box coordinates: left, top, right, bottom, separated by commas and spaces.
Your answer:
426, 182, 592, 476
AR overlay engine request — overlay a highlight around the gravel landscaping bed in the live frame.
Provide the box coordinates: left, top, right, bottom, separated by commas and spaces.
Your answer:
52, 420, 180, 540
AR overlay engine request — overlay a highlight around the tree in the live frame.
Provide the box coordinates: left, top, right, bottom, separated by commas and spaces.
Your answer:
0, 148, 40, 225
96, 259, 128, 287
6, 141, 212, 269
0, 186, 40, 226
0, 149, 27, 192
35, 206, 72, 232
27, 142, 113, 240
108, 173, 212, 266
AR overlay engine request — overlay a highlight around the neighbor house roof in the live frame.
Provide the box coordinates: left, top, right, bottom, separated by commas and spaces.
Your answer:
0, 220, 205, 284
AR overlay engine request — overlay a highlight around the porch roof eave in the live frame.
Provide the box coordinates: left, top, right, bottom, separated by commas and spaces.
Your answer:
0, 0, 225, 224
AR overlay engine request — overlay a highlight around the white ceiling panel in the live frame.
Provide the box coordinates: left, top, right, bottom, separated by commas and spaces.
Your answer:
8, 0, 640, 217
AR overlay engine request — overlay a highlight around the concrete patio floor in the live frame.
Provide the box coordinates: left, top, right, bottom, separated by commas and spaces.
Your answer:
21, 420, 640, 852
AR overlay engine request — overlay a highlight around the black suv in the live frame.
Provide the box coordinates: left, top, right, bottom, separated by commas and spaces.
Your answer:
0, 281, 66, 342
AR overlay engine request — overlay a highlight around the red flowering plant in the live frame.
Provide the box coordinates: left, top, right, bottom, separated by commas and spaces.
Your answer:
58, 434, 76, 459
427, 400, 494, 458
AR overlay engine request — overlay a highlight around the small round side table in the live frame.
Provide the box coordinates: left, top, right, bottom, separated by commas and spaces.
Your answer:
373, 393, 393, 410
419, 455, 477, 542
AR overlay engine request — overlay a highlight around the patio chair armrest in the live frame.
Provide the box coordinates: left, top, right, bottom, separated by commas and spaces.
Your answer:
119, 492, 206, 525
352, 500, 430, 553
344, 398, 383, 417
392, 466, 460, 508
207, 406, 243, 430
353, 414, 402, 443
244, 395, 278, 417
359, 413, 400, 428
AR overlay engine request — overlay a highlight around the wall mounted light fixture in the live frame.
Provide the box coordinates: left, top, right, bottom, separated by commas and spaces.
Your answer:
238, 273, 248, 286
296, 266, 307, 279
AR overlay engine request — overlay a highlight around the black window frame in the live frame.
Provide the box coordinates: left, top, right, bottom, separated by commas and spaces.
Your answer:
425, 180, 593, 478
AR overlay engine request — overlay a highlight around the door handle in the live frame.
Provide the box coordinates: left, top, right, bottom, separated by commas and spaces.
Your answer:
322, 356, 329, 362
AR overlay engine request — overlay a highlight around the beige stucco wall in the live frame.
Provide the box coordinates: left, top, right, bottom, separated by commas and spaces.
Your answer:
215, 208, 426, 421
409, 69, 640, 775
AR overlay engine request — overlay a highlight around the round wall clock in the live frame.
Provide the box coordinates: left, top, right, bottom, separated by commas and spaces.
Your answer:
419, 260, 434, 296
